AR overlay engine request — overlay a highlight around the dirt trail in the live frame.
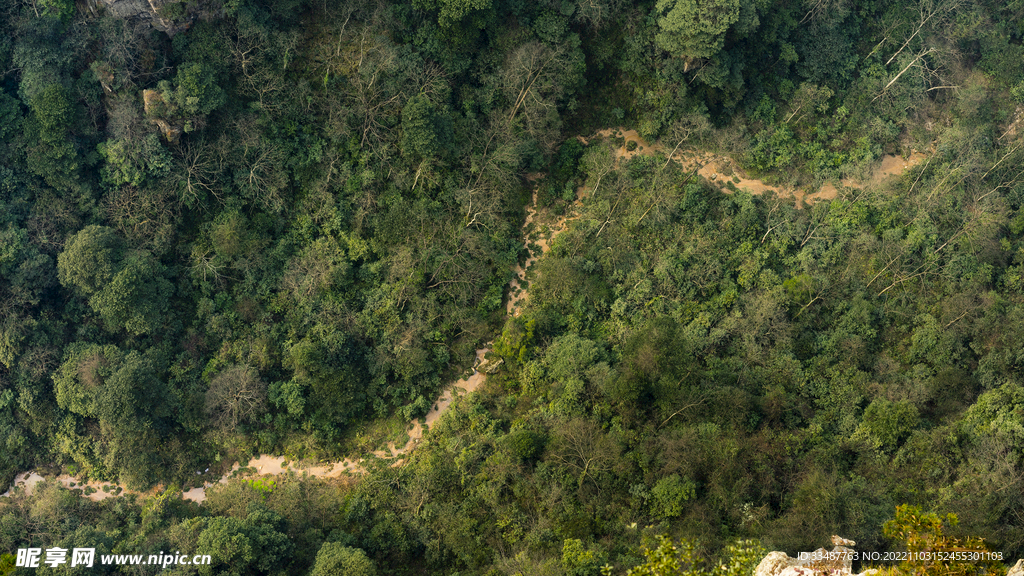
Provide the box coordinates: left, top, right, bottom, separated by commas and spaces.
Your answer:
4, 128, 925, 504
3, 178, 575, 505
506, 190, 580, 316
2, 471, 134, 502
587, 127, 928, 207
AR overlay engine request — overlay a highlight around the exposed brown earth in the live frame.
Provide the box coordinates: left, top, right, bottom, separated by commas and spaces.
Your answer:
585, 127, 929, 208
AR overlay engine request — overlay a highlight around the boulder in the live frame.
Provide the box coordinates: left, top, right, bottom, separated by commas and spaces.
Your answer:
151, 118, 182, 144
142, 89, 169, 116
754, 537, 872, 576
756, 537, 1021, 576
754, 551, 800, 576
142, 90, 182, 143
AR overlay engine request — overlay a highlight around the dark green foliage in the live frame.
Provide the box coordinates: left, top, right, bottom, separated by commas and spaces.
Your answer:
2, 0, 1024, 574
57, 226, 171, 334
25, 84, 82, 192
540, 138, 586, 205
169, 62, 225, 118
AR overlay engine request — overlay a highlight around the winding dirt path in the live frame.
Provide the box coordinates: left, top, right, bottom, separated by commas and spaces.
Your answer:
3, 176, 576, 505
587, 127, 928, 206
3, 128, 927, 504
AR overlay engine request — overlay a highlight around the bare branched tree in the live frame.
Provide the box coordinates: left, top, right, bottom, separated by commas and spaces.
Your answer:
205, 364, 267, 432
549, 418, 620, 491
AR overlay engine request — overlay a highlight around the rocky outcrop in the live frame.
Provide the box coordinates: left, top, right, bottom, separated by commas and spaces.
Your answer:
755, 551, 801, 576
142, 89, 182, 143
756, 536, 1023, 576
151, 118, 182, 144
754, 537, 873, 576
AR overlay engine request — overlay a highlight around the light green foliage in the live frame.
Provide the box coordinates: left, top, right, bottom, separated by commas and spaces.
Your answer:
494, 316, 536, 366
650, 474, 696, 519
1012, 81, 1024, 104
414, 0, 492, 27
310, 543, 377, 576
563, 538, 605, 576
620, 535, 701, 576
57, 225, 125, 296
612, 536, 765, 576
544, 333, 601, 382
245, 477, 274, 496
879, 505, 998, 576
958, 381, 1024, 445
98, 133, 172, 186
38, 0, 74, 21
655, 0, 741, 60
857, 399, 918, 452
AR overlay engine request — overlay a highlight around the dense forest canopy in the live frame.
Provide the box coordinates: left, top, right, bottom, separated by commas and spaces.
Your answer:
1, 0, 1024, 574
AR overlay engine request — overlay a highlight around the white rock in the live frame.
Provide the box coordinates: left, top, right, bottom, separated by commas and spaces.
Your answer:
831, 535, 856, 547
778, 567, 817, 576
754, 552, 800, 576
1008, 559, 1024, 576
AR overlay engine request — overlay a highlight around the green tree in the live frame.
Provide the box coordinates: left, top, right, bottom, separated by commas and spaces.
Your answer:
310, 542, 377, 576
53, 345, 173, 487
401, 94, 444, 162
858, 398, 918, 452
160, 62, 224, 122
880, 505, 998, 576
413, 0, 492, 28
194, 505, 293, 576
25, 84, 81, 192
651, 474, 697, 519
57, 226, 171, 334
654, 0, 741, 61
97, 133, 172, 187
87, 253, 172, 334
37, 0, 74, 20
56, 225, 125, 296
